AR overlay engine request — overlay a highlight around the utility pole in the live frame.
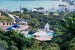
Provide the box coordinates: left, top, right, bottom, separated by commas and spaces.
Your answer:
20, 5, 21, 17
16, 5, 22, 24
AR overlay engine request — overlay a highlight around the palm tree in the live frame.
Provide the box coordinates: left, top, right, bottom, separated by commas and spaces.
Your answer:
59, 14, 75, 39
42, 14, 75, 50
28, 18, 40, 28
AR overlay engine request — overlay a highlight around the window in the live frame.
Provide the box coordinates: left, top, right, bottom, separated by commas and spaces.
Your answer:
7, 23, 8, 25
3, 23, 5, 25
10, 23, 12, 25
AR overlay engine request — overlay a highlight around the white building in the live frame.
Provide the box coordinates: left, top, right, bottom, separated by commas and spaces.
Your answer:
67, 5, 75, 12
62, 0, 73, 2
1, 8, 8, 13
58, 4, 67, 12
49, 7, 58, 12
32, 7, 44, 12
47, 6, 59, 12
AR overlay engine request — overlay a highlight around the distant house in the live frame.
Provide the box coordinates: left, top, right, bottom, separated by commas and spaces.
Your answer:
1, 8, 8, 13
58, 4, 67, 12
0, 21, 27, 31
49, 7, 58, 12
32, 7, 44, 12
62, 0, 73, 2
67, 5, 75, 12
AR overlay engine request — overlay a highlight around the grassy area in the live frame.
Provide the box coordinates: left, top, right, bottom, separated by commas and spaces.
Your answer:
0, 11, 14, 22
0, 15, 13, 22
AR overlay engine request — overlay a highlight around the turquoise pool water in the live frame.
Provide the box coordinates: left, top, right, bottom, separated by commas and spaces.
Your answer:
47, 32, 54, 36
24, 31, 54, 38
24, 34, 34, 38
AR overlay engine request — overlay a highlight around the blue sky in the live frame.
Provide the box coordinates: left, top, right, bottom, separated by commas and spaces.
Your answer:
0, 0, 67, 11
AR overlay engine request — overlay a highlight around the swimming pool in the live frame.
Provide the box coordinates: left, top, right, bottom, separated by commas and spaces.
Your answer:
24, 31, 54, 38
47, 31, 54, 36
24, 34, 34, 38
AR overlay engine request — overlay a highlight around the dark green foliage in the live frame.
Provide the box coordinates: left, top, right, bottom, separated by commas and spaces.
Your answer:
0, 30, 36, 50
22, 8, 28, 14
28, 18, 40, 28
42, 14, 75, 50
28, 28, 38, 34
54, 14, 75, 50
28, 18, 40, 34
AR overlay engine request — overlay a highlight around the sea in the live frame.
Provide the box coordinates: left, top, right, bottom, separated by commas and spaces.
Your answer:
0, 0, 67, 11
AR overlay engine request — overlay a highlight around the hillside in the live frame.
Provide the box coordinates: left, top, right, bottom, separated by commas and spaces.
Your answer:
0, 11, 14, 22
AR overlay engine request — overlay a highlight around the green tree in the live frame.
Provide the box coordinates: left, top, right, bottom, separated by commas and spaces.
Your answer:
28, 18, 40, 28
22, 8, 28, 14
42, 14, 75, 50
52, 14, 75, 50
0, 30, 36, 50
57, 14, 75, 50
28, 18, 40, 34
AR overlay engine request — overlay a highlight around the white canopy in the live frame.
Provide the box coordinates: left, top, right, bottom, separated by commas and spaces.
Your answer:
33, 31, 48, 36
45, 23, 49, 29
45, 23, 50, 31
